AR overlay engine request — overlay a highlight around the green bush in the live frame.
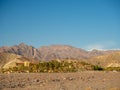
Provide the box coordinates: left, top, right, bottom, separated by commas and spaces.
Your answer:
93, 65, 104, 71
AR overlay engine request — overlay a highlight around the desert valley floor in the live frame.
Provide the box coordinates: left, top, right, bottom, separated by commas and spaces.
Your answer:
0, 71, 120, 90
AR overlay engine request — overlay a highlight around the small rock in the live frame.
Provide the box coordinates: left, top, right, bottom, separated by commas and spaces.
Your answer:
52, 79, 60, 82
64, 77, 75, 81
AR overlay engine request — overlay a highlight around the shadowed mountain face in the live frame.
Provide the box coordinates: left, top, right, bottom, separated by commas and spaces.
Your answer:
0, 43, 120, 61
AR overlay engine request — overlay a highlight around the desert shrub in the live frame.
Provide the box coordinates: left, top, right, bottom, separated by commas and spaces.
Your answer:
93, 65, 104, 71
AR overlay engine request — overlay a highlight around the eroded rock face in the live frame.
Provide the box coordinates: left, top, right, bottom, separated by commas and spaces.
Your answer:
0, 43, 41, 60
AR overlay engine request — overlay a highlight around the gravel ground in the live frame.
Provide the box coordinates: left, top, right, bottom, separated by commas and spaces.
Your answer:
0, 71, 120, 90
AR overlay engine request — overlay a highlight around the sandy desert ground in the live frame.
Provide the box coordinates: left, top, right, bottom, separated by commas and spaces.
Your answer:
0, 71, 120, 90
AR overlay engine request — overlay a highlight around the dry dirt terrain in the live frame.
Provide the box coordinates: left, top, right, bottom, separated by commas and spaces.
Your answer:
0, 71, 120, 90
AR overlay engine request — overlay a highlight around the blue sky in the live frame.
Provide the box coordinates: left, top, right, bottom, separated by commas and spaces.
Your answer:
0, 0, 120, 50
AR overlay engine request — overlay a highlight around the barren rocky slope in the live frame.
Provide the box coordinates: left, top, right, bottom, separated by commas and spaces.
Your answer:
87, 52, 120, 67
0, 43, 41, 60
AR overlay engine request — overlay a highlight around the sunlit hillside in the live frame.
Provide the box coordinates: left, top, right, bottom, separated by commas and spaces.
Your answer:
88, 52, 120, 67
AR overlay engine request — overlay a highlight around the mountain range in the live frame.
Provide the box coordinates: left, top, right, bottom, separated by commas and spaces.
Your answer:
0, 43, 120, 61
0, 43, 120, 69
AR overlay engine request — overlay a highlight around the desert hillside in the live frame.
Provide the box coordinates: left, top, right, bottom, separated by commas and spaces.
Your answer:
88, 52, 120, 67
0, 53, 38, 69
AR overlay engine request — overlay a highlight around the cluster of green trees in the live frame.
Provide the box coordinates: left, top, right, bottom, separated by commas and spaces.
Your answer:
0, 60, 77, 73
0, 60, 119, 73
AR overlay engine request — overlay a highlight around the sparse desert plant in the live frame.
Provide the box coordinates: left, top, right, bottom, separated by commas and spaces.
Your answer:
93, 65, 104, 71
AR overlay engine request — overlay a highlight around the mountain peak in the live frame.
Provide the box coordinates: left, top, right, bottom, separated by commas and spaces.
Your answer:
18, 43, 27, 47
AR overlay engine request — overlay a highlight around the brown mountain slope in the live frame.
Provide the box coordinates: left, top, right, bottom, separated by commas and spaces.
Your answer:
0, 53, 22, 68
39, 45, 88, 60
0, 43, 41, 60
88, 52, 120, 67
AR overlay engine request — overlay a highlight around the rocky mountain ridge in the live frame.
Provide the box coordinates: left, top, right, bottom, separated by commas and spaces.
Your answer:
0, 43, 120, 61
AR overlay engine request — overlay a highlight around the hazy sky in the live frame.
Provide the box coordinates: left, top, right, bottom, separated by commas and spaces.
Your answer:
0, 0, 120, 50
